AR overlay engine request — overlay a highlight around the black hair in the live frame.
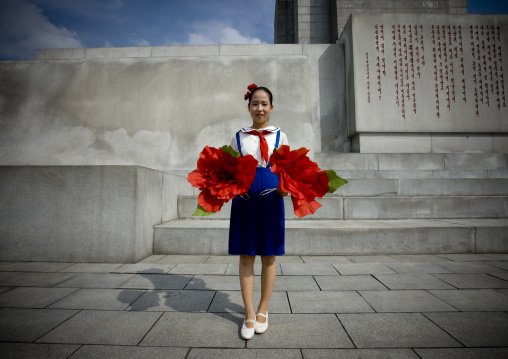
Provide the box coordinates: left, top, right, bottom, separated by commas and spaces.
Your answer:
248, 86, 273, 105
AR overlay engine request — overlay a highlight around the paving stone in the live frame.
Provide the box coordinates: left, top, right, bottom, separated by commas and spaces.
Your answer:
0, 272, 77, 287
301, 256, 353, 263
359, 290, 457, 312
112, 263, 175, 274
0, 287, 78, 308
385, 263, 452, 274
139, 255, 167, 263
424, 312, 508, 347
281, 263, 340, 275
332, 263, 397, 275
288, 291, 374, 313
0, 271, 24, 283
429, 289, 508, 311
157, 255, 210, 264
436, 254, 494, 261
338, 313, 461, 348
59, 263, 124, 273
391, 255, 451, 262
0, 308, 78, 342
415, 348, 508, 359
5, 262, 74, 272
345, 255, 401, 263
188, 348, 302, 358
0, 262, 19, 271
490, 271, 508, 281
0, 343, 80, 359
140, 312, 245, 348
119, 273, 193, 290
247, 314, 354, 348
489, 261, 508, 270
302, 348, 420, 358
169, 263, 228, 275
70, 345, 188, 359
208, 291, 290, 314
39, 310, 161, 345
314, 275, 387, 291
128, 290, 215, 312
273, 256, 305, 263
205, 256, 241, 264
185, 275, 241, 291
55, 273, 134, 288
225, 263, 282, 276
48, 288, 145, 310
483, 254, 508, 261
434, 261, 507, 273
373, 274, 455, 290
432, 273, 508, 288
258, 276, 320, 291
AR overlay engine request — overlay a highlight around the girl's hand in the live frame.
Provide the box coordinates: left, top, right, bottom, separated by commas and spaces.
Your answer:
277, 188, 289, 197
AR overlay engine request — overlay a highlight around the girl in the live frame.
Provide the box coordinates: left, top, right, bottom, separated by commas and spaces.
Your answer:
228, 84, 288, 340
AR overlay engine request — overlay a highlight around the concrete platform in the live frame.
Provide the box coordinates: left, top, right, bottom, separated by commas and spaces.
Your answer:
1, 254, 507, 357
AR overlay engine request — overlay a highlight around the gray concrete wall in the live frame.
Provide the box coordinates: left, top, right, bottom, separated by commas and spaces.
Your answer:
340, 13, 508, 152
0, 44, 347, 169
0, 166, 163, 263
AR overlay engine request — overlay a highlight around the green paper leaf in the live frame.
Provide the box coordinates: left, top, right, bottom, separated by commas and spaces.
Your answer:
326, 169, 348, 193
192, 204, 216, 216
220, 145, 240, 158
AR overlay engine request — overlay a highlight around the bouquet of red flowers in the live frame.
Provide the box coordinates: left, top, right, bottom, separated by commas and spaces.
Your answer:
270, 145, 347, 218
187, 145, 258, 216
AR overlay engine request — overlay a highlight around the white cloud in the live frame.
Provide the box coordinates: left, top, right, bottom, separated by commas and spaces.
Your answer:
128, 33, 150, 46
181, 21, 266, 46
220, 28, 263, 45
0, 0, 82, 60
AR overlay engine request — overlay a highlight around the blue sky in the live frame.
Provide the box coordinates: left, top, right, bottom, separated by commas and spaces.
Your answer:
0, 0, 506, 61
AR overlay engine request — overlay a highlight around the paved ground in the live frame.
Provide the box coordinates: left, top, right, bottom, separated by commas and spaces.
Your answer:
1, 253, 508, 358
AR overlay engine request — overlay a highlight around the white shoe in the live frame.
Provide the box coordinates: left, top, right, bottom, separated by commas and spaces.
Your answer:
241, 319, 255, 340
255, 311, 268, 334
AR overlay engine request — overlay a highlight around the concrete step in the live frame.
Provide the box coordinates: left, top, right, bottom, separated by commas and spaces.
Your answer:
153, 219, 508, 255
315, 153, 508, 171
178, 196, 507, 220
339, 169, 508, 179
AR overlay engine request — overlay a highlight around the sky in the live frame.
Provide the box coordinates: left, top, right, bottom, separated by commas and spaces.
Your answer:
0, 0, 506, 61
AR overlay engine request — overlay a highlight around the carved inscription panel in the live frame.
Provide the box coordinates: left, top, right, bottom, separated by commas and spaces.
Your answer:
356, 15, 508, 132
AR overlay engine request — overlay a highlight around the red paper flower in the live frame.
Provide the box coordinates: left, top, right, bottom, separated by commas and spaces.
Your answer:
188, 146, 258, 214
270, 145, 347, 218
244, 83, 258, 100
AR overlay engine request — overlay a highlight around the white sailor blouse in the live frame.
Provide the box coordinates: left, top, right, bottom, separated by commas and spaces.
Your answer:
229, 126, 289, 168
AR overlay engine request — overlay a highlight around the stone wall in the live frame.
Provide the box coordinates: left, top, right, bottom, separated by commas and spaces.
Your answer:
0, 44, 348, 169
0, 166, 164, 262
335, 0, 468, 40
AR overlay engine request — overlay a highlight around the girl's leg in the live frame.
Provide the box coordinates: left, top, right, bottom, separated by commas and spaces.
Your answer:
256, 255, 276, 323
239, 255, 256, 328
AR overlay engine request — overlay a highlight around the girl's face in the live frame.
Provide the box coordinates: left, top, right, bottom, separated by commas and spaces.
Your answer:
248, 90, 273, 128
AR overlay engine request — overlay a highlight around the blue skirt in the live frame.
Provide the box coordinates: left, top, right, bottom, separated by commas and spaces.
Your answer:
228, 167, 285, 256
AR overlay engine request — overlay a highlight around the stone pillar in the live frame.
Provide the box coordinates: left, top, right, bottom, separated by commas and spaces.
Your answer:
275, 0, 299, 43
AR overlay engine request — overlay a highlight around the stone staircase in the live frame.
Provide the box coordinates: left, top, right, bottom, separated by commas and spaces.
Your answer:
154, 153, 508, 255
